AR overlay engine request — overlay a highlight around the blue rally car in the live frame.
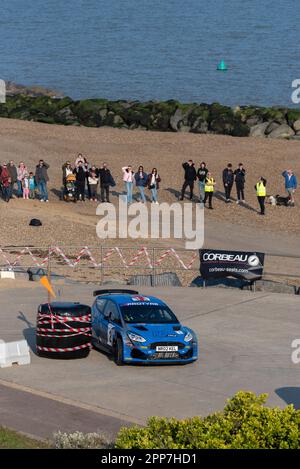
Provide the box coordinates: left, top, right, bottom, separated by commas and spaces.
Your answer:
91, 289, 198, 365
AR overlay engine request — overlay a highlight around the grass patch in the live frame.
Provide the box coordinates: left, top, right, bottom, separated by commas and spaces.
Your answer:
0, 427, 51, 449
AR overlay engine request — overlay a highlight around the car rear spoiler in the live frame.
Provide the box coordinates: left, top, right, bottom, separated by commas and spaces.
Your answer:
93, 289, 139, 297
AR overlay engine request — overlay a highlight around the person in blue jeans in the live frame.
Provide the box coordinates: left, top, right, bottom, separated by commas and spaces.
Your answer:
147, 167, 161, 203
197, 162, 208, 203
282, 169, 297, 206
35, 159, 50, 202
134, 165, 148, 203
122, 165, 135, 204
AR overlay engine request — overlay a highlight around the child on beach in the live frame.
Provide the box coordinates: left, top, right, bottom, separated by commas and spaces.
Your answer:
22, 175, 30, 199
88, 171, 99, 201
29, 172, 36, 199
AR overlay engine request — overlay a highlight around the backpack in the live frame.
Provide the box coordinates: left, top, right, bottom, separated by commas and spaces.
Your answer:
29, 218, 42, 226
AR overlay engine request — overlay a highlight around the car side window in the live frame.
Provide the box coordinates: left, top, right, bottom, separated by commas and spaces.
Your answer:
96, 298, 107, 314
103, 301, 121, 325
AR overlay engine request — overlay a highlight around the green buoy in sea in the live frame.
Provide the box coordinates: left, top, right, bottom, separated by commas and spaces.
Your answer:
217, 60, 227, 71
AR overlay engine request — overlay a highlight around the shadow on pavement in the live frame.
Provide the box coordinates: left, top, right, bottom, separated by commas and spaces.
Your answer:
275, 387, 300, 410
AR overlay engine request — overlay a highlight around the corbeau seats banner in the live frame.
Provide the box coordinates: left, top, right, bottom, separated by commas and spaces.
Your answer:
200, 249, 265, 281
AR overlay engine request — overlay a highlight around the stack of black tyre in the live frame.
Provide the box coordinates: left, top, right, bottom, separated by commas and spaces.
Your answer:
36, 302, 91, 359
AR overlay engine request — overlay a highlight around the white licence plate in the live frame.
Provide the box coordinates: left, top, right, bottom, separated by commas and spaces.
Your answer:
156, 345, 178, 352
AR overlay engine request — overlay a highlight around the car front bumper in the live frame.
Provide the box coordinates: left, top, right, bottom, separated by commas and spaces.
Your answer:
123, 342, 198, 364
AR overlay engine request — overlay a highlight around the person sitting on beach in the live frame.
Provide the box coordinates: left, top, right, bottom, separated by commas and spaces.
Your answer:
135, 165, 148, 203
122, 165, 135, 204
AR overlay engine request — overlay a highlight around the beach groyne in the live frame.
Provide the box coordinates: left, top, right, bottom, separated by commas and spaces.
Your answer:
1, 94, 300, 139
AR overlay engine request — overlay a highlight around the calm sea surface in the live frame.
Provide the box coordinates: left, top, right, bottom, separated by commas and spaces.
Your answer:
1, 0, 300, 106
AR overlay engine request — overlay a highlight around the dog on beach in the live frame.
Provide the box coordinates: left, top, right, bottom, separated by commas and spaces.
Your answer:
269, 194, 291, 206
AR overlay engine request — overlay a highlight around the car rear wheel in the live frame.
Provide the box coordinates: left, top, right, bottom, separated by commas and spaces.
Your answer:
114, 337, 124, 366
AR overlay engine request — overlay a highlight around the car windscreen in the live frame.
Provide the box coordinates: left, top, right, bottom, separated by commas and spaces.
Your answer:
120, 304, 179, 324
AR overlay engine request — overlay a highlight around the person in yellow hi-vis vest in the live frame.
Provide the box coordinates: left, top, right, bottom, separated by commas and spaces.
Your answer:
204, 172, 216, 209
255, 177, 267, 215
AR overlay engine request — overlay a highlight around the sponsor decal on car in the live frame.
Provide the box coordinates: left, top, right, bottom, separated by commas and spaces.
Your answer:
122, 302, 159, 306
131, 296, 150, 302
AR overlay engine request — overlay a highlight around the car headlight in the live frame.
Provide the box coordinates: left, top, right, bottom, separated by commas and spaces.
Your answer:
128, 332, 146, 343
184, 331, 193, 342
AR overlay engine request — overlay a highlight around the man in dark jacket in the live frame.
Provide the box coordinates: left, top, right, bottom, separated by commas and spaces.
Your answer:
180, 160, 197, 201
222, 163, 234, 202
234, 163, 246, 204
35, 160, 50, 202
73, 161, 86, 201
98, 162, 114, 203
7, 160, 17, 200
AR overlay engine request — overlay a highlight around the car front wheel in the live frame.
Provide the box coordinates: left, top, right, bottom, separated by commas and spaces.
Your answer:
114, 337, 124, 366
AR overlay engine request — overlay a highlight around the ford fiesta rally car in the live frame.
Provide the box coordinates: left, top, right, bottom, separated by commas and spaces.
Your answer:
91, 289, 198, 365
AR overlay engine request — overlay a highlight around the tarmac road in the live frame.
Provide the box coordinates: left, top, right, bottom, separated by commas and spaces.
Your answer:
0, 282, 299, 440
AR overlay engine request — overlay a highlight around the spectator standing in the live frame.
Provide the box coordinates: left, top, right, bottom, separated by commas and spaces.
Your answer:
75, 153, 85, 167
88, 171, 99, 202
62, 161, 73, 191
147, 168, 161, 204
234, 163, 246, 204
35, 160, 50, 202
204, 172, 216, 209
255, 177, 267, 215
122, 165, 135, 204
98, 163, 114, 203
17, 162, 28, 198
29, 172, 36, 199
0, 164, 11, 202
22, 175, 30, 200
197, 162, 208, 203
135, 165, 148, 203
83, 157, 91, 200
222, 163, 234, 202
73, 161, 86, 201
282, 169, 297, 206
180, 160, 196, 201
7, 160, 17, 199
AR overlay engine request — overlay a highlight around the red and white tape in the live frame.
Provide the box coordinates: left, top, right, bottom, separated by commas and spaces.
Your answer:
0, 246, 198, 271
36, 343, 91, 353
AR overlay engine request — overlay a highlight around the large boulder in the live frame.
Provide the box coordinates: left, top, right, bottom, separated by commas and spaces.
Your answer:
71, 99, 108, 127
170, 108, 184, 131
54, 106, 79, 125
191, 116, 209, 133
268, 124, 295, 139
292, 119, 300, 132
265, 121, 280, 135
286, 109, 300, 127
249, 122, 269, 137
